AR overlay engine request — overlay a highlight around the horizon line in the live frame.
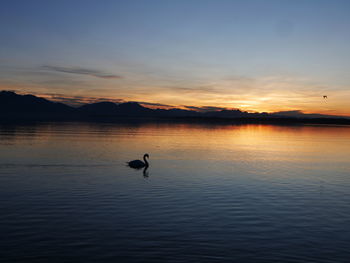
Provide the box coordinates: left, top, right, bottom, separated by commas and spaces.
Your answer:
1, 89, 349, 118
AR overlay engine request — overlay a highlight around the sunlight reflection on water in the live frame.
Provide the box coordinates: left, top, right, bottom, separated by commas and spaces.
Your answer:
0, 122, 350, 262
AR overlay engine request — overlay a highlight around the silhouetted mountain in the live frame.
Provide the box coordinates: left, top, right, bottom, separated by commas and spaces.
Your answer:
204, 109, 251, 118
272, 110, 345, 119
115, 102, 153, 116
78, 101, 119, 115
154, 108, 200, 117
78, 101, 154, 117
0, 91, 74, 113
1, 91, 349, 125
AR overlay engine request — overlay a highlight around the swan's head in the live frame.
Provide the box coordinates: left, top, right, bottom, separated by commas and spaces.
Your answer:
144, 153, 149, 159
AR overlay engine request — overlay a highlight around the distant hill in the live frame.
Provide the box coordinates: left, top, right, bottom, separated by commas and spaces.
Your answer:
78, 101, 119, 115
78, 101, 154, 117
0, 91, 74, 113
204, 109, 263, 118
271, 110, 346, 119
114, 102, 154, 117
0, 91, 349, 124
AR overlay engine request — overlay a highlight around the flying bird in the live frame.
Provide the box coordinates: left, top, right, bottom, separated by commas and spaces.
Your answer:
127, 153, 149, 169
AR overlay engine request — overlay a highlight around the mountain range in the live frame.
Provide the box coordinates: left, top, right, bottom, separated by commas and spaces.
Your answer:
0, 91, 349, 124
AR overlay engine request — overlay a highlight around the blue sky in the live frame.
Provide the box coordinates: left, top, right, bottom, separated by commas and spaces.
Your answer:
1, 0, 350, 114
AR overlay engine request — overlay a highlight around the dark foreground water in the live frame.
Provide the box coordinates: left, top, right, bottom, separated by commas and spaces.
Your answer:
0, 122, 350, 262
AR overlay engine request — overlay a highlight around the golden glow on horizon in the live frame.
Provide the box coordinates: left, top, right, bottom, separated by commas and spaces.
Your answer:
1, 77, 350, 116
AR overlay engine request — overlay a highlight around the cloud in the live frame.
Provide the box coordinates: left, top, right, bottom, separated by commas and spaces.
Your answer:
183, 105, 228, 112
272, 110, 304, 116
40, 93, 124, 107
133, 101, 174, 109
42, 65, 122, 79
39, 93, 171, 108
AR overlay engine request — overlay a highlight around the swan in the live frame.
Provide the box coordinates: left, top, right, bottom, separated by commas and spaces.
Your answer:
127, 154, 149, 169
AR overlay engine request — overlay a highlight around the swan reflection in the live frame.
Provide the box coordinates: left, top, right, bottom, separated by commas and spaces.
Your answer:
143, 166, 149, 178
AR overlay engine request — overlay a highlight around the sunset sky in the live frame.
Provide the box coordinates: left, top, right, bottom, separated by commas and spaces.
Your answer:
1, 0, 350, 115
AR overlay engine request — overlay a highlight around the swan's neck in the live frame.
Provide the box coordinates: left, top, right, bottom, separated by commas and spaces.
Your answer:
143, 155, 149, 167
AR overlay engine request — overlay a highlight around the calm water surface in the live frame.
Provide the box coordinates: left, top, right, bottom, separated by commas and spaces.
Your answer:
0, 122, 350, 262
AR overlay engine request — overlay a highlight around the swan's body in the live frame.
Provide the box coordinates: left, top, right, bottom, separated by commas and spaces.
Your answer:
127, 154, 149, 169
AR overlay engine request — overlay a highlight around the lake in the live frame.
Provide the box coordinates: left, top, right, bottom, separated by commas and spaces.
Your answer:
0, 121, 350, 262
